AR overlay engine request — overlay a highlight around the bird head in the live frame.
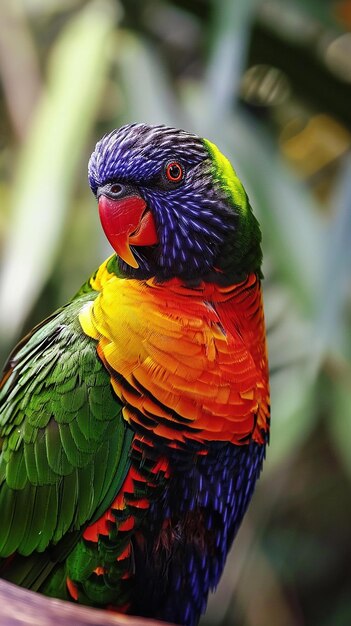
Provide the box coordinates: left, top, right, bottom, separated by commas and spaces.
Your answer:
88, 123, 262, 283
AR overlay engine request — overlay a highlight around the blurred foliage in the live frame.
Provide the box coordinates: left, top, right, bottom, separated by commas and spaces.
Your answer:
0, 0, 350, 625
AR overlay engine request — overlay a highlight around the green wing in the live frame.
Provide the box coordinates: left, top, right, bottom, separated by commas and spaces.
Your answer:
0, 286, 132, 560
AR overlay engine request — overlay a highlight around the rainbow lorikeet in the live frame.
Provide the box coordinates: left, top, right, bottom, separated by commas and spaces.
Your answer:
0, 124, 270, 626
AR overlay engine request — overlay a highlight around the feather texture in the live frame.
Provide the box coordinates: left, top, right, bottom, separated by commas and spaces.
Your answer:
80, 258, 269, 446
0, 288, 133, 563
0, 123, 270, 626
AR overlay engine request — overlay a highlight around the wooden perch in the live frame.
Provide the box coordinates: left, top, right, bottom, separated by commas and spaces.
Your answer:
0, 579, 173, 626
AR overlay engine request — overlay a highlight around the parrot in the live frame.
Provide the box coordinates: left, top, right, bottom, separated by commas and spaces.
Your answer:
0, 123, 270, 626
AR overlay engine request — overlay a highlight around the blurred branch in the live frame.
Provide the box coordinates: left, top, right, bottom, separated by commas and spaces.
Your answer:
0, 579, 172, 626
0, 0, 41, 140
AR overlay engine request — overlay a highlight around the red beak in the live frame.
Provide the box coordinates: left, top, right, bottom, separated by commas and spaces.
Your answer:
98, 195, 158, 268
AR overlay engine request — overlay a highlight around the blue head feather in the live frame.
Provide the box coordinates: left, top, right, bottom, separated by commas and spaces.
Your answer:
89, 123, 258, 282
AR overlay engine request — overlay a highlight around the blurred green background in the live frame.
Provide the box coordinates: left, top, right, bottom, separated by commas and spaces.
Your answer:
0, 0, 351, 624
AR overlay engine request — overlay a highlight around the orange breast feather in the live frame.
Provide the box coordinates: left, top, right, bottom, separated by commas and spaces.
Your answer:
79, 260, 270, 446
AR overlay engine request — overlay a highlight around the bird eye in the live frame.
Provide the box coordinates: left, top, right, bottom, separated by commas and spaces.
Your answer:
165, 161, 184, 183
110, 183, 124, 196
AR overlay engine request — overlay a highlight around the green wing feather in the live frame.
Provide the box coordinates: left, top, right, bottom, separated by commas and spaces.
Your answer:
0, 285, 132, 565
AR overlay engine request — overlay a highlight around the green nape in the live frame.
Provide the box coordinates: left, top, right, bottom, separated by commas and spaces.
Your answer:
203, 138, 247, 210
203, 138, 263, 279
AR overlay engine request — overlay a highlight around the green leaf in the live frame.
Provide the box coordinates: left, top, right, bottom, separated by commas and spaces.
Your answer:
115, 31, 181, 127
0, 0, 119, 349
328, 364, 351, 479
314, 158, 351, 355
263, 282, 318, 470
204, 0, 260, 115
